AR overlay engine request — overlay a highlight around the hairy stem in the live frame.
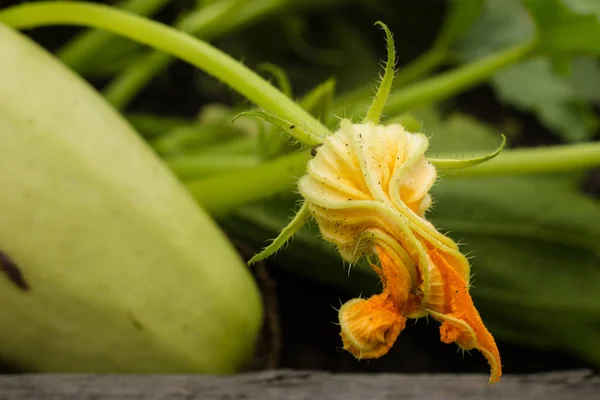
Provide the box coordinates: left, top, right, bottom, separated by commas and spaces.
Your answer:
56, 0, 168, 72
104, 0, 287, 109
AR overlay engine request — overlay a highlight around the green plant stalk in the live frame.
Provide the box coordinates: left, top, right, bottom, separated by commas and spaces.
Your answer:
442, 142, 600, 178
104, 0, 256, 109
127, 113, 194, 138
56, 0, 169, 72
185, 142, 600, 216
185, 151, 311, 217
0, 1, 331, 141
166, 154, 261, 180
104, 0, 336, 110
383, 40, 538, 116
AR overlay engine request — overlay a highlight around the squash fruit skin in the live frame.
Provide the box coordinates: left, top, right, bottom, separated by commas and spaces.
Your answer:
0, 23, 262, 373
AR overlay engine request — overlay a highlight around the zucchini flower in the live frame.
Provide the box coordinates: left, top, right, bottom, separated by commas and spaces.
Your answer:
299, 119, 502, 383
247, 22, 505, 384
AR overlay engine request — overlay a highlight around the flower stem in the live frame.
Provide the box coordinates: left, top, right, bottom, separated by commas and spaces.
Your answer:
0, 1, 331, 141
104, 0, 287, 110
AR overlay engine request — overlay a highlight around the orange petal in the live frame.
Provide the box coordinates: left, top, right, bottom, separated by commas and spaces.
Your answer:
428, 248, 502, 384
339, 293, 406, 359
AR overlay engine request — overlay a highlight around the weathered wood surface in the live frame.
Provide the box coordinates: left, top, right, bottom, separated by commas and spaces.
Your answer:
0, 369, 598, 400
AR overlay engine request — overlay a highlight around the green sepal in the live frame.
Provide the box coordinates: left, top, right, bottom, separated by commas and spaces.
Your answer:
232, 110, 323, 147
363, 21, 396, 125
248, 202, 311, 265
429, 134, 506, 170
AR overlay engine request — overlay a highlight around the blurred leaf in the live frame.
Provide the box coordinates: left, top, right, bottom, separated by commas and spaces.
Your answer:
524, 0, 600, 54
494, 58, 574, 106
423, 111, 505, 154
568, 57, 600, 102
560, 0, 600, 21
454, 0, 600, 142
441, 0, 486, 45
492, 58, 599, 142
536, 102, 599, 142
454, 0, 535, 61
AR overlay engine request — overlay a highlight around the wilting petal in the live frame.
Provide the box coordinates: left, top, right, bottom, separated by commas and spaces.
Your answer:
339, 244, 414, 359
339, 293, 406, 359
295, 119, 501, 383
426, 248, 502, 384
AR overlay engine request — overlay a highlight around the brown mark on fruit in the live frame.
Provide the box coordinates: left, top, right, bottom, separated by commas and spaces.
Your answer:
0, 251, 30, 291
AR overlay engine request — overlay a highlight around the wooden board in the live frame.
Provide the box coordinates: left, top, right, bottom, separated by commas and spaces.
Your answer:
1, 369, 599, 400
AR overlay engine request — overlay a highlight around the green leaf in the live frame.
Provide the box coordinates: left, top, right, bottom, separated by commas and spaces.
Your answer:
454, 0, 535, 62
439, 0, 486, 46
492, 57, 599, 142
454, 0, 600, 142
494, 58, 574, 106
568, 57, 600, 102
422, 111, 505, 154
560, 0, 600, 22
524, 0, 600, 54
